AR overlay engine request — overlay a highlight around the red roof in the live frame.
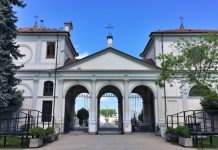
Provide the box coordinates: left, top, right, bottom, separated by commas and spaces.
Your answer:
17, 27, 68, 33
141, 28, 218, 57
150, 28, 218, 35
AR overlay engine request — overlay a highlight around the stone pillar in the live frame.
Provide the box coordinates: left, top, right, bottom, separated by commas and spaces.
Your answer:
32, 79, 39, 110
123, 80, 131, 133
89, 79, 97, 134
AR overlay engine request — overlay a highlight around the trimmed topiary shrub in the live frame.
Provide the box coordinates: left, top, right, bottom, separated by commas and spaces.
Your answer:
77, 108, 89, 126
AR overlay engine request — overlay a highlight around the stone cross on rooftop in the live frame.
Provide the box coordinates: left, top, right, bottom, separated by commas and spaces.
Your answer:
179, 16, 185, 29
106, 24, 114, 35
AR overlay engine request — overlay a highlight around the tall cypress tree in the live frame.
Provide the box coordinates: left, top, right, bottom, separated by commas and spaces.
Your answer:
0, 0, 26, 109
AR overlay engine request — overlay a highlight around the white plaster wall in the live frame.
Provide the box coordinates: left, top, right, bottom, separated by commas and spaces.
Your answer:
20, 98, 32, 110
16, 84, 32, 97
150, 35, 200, 67
165, 81, 181, 97
186, 97, 202, 110
64, 42, 75, 63
15, 34, 75, 70
69, 51, 153, 70
144, 43, 155, 62
14, 42, 36, 66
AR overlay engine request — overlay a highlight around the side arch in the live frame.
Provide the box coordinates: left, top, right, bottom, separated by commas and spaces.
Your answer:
130, 81, 156, 97
63, 81, 91, 97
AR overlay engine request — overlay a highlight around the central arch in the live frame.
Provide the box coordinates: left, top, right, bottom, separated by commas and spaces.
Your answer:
97, 85, 123, 134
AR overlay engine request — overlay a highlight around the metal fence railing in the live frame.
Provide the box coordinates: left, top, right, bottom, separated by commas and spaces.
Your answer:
167, 110, 218, 147
0, 109, 54, 148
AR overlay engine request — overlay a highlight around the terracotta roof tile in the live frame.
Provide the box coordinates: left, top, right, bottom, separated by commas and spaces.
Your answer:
17, 27, 68, 33
151, 28, 218, 35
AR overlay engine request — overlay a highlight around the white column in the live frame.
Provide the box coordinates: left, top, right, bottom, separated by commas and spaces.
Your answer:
32, 79, 39, 110
123, 79, 131, 133
89, 79, 97, 134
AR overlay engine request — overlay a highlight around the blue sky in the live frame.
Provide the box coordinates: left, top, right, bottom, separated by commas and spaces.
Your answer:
15, 0, 218, 58
14, 0, 218, 114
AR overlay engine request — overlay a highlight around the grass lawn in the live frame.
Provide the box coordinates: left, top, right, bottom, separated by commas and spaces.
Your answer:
197, 136, 218, 149
0, 136, 21, 148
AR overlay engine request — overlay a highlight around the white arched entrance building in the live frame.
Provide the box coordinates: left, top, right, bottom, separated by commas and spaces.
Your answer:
15, 23, 209, 134
58, 47, 160, 134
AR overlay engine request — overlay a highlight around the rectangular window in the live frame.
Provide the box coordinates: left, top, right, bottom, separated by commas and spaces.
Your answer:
42, 101, 52, 122
43, 81, 53, 96
46, 42, 55, 58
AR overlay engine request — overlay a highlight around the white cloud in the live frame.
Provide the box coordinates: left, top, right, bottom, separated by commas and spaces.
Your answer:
76, 52, 89, 59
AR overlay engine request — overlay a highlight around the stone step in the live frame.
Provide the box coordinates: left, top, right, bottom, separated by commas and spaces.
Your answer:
98, 130, 123, 135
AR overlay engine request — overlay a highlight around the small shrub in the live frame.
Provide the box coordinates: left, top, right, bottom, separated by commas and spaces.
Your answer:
20, 124, 31, 131
201, 91, 218, 111
165, 127, 175, 134
175, 125, 190, 138
165, 127, 178, 143
156, 125, 160, 131
20, 124, 27, 131
45, 127, 55, 136
31, 127, 45, 138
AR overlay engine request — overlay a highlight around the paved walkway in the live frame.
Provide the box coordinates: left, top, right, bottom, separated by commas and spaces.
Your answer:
33, 133, 197, 150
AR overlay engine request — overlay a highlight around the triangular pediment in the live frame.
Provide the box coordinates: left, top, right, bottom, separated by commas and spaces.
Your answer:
59, 48, 159, 71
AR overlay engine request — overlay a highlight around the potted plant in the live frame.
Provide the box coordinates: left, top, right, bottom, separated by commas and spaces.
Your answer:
44, 127, 58, 142
29, 127, 45, 148
175, 125, 193, 147
155, 125, 160, 136
165, 127, 178, 143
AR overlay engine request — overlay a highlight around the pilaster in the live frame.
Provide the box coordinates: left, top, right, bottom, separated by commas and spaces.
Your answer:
32, 78, 39, 110
56, 79, 64, 121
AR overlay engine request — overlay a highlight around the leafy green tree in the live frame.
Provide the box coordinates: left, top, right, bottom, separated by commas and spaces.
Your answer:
100, 109, 117, 117
0, 0, 26, 109
156, 33, 218, 110
157, 33, 218, 89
